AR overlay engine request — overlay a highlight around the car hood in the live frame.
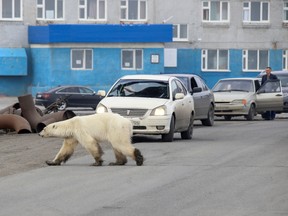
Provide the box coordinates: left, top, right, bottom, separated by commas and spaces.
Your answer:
100, 97, 168, 109
213, 91, 254, 102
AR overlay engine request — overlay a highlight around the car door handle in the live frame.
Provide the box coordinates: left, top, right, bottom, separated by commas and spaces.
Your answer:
276, 94, 283, 96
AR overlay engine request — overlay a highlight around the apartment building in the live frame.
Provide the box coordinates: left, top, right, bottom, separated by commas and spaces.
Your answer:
0, 0, 287, 96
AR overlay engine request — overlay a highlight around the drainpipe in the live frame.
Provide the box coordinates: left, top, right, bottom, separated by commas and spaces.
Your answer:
0, 114, 32, 134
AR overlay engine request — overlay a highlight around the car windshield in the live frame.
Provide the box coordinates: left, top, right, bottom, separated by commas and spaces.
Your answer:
107, 79, 169, 99
213, 80, 253, 92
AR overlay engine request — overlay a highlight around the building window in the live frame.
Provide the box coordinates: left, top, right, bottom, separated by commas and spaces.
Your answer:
120, 0, 147, 21
283, 50, 288, 70
0, 0, 22, 20
202, 49, 229, 71
284, 2, 288, 22
173, 24, 188, 41
79, 0, 106, 20
122, 49, 143, 70
243, 1, 269, 23
37, 0, 64, 20
202, 1, 229, 22
243, 50, 269, 71
71, 49, 93, 70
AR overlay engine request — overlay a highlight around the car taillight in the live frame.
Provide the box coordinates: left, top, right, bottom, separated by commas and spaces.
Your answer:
42, 93, 51, 99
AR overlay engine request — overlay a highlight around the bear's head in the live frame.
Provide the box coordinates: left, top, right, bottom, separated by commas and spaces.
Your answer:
39, 123, 73, 138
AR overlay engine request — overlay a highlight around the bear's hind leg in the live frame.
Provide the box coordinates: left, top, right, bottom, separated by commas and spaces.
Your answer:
134, 148, 144, 166
46, 138, 78, 166
109, 149, 127, 166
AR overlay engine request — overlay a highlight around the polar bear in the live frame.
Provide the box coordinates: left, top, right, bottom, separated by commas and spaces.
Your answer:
39, 112, 144, 166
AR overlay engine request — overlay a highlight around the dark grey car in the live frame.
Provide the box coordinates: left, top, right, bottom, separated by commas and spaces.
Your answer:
166, 74, 215, 126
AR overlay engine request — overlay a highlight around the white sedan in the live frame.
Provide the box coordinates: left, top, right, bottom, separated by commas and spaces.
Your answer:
96, 75, 195, 142
213, 78, 283, 120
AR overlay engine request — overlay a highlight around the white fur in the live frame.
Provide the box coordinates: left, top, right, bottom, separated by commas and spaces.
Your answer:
40, 113, 142, 166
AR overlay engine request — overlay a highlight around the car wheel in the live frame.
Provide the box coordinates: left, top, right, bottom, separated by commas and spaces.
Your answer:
181, 113, 194, 140
201, 104, 214, 126
224, 115, 232, 121
245, 104, 256, 121
57, 101, 67, 111
162, 115, 175, 142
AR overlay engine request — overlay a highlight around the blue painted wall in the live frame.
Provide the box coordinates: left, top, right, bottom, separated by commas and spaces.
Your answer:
29, 47, 164, 95
0, 48, 27, 76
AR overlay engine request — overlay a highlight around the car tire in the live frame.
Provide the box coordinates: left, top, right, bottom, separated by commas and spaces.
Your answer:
162, 115, 175, 142
58, 101, 67, 111
224, 115, 232, 121
201, 104, 214, 126
181, 113, 194, 140
245, 104, 256, 121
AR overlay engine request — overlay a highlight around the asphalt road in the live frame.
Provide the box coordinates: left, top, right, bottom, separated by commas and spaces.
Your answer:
0, 115, 288, 216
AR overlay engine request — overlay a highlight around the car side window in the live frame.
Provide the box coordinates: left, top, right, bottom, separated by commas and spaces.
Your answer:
190, 77, 198, 90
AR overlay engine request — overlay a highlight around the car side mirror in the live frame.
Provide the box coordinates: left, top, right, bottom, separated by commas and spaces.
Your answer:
174, 93, 184, 100
192, 87, 202, 94
97, 90, 106, 97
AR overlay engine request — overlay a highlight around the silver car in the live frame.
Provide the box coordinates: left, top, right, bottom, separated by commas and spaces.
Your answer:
166, 74, 215, 126
212, 78, 283, 120
96, 75, 195, 142
257, 70, 288, 112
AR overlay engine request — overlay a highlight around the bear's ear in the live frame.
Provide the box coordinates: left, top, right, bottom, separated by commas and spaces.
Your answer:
52, 125, 56, 129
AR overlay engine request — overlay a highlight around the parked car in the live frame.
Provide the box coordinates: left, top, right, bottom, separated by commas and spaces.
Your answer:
165, 74, 215, 126
212, 78, 283, 120
35, 85, 103, 110
96, 75, 195, 142
257, 70, 288, 112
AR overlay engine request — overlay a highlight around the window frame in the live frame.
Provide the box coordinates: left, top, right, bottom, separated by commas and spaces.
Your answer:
173, 24, 189, 41
201, 49, 229, 72
120, 0, 147, 22
242, 49, 269, 71
284, 1, 288, 22
202, 1, 229, 23
0, 0, 22, 21
36, 0, 65, 20
283, 50, 288, 70
78, 0, 107, 21
242, 1, 270, 23
71, 49, 93, 70
121, 49, 143, 70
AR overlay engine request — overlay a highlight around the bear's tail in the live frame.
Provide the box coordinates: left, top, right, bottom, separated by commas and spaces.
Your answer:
134, 148, 144, 166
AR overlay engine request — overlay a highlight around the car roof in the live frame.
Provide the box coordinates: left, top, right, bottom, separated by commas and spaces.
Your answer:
218, 77, 260, 81
120, 74, 172, 81
45, 85, 91, 92
164, 73, 200, 78
258, 70, 288, 76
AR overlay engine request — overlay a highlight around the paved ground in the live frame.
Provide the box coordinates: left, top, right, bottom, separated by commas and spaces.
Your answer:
1, 96, 288, 178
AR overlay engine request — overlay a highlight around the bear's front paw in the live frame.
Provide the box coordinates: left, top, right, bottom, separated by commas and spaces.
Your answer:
46, 160, 61, 166
91, 160, 103, 166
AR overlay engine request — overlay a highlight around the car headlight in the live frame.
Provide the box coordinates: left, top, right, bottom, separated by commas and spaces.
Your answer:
151, 105, 167, 116
232, 99, 247, 105
96, 104, 108, 113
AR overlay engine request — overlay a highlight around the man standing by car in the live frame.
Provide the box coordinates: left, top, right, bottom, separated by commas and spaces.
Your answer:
261, 67, 278, 120
261, 66, 278, 84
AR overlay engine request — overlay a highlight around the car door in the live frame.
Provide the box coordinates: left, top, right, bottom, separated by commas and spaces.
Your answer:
256, 80, 284, 112
171, 79, 192, 130
192, 77, 210, 118
78, 87, 98, 107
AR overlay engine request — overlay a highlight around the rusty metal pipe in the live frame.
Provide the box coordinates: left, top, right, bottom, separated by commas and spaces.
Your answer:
0, 114, 32, 134
18, 94, 75, 133
0, 103, 20, 114
36, 110, 76, 132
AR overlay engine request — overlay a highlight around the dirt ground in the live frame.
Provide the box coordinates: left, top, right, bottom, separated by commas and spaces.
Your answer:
0, 130, 88, 177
